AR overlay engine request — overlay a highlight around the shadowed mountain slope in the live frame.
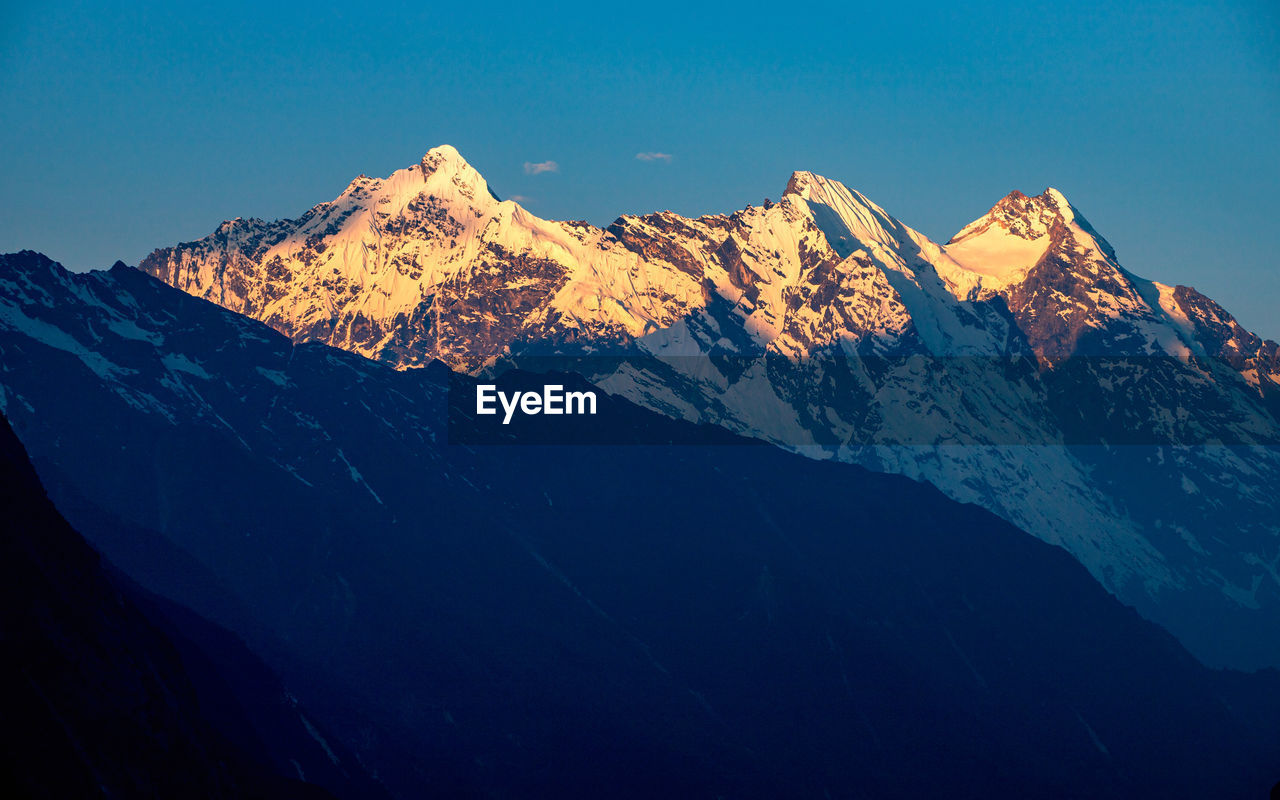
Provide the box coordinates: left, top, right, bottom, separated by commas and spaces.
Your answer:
1, 252, 1278, 797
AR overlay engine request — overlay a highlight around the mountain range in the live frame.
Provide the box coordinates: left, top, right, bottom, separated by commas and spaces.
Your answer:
1, 250, 1278, 798
136, 146, 1280, 668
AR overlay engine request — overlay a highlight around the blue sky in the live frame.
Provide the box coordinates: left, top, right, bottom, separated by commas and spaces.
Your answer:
2, 0, 1277, 336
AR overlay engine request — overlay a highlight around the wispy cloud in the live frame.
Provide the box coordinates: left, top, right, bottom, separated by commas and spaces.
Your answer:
523, 160, 559, 175
635, 152, 673, 163
508, 194, 531, 203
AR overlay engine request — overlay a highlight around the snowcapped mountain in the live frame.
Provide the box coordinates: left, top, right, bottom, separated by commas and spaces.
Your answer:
945, 188, 1275, 373
139, 147, 1280, 667
142, 146, 708, 371
140, 146, 1280, 385
143, 145, 1017, 368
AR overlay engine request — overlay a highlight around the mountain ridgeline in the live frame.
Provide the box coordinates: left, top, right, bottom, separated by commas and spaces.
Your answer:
1, 251, 1279, 797
137, 147, 1280, 669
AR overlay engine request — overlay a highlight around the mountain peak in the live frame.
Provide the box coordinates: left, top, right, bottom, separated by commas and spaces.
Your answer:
950, 187, 1113, 258
403, 144, 500, 206
968, 188, 1065, 242
987, 186, 1078, 226
421, 142, 463, 163
780, 170, 905, 259
1042, 186, 1071, 209
419, 143, 477, 179
941, 186, 1121, 295
782, 170, 820, 198
782, 170, 867, 206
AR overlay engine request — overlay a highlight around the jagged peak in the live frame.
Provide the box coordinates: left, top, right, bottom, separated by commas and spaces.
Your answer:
953, 188, 1053, 243
419, 143, 470, 175
425, 145, 503, 205
951, 187, 1112, 257
782, 170, 816, 198
328, 146, 490, 207
781, 170, 912, 260
941, 187, 1120, 290
784, 170, 867, 205
1042, 186, 1071, 210
995, 186, 1075, 222
325, 144, 497, 211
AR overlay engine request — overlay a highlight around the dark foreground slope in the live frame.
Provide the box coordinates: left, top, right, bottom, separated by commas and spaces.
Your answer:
1, 251, 1278, 798
0, 410, 385, 798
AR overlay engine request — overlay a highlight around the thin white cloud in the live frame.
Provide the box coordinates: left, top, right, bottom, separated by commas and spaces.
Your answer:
635, 152, 673, 163
507, 194, 531, 203
523, 160, 559, 175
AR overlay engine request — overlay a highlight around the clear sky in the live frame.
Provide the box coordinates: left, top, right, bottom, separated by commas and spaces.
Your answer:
2, 0, 1277, 337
